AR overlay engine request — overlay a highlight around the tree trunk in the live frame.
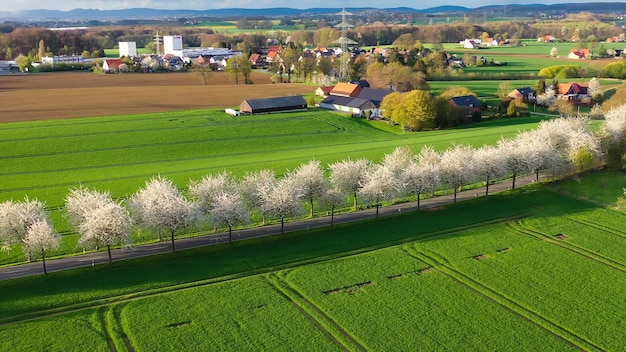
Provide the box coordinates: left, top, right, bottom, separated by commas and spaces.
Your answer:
330, 208, 335, 226
170, 229, 176, 252
512, 172, 517, 190
309, 198, 314, 218
453, 187, 458, 202
280, 217, 284, 234
417, 192, 421, 209
107, 245, 112, 263
41, 249, 47, 275
375, 204, 379, 218
353, 191, 358, 211
535, 169, 539, 182
485, 176, 490, 196
228, 225, 232, 244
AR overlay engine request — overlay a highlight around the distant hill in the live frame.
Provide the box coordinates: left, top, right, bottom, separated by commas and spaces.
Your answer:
0, 3, 624, 21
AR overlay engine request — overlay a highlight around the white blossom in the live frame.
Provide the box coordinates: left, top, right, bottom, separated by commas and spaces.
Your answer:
65, 186, 113, 231
188, 171, 237, 214
439, 144, 477, 201
329, 158, 370, 210
473, 145, 508, 195
210, 191, 249, 243
535, 86, 556, 107
0, 197, 48, 251
78, 201, 133, 262
130, 176, 195, 252
290, 160, 328, 217
23, 220, 60, 274
359, 164, 398, 217
259, 177, 304, 234
319, 188, 346, 225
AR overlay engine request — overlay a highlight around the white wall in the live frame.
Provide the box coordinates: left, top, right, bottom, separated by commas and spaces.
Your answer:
119, 42, 137, 57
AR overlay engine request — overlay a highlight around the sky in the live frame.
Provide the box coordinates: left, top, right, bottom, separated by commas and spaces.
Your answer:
3, 0, 624, 12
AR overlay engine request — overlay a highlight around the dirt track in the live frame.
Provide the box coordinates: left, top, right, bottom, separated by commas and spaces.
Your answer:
0, 71, 314, 122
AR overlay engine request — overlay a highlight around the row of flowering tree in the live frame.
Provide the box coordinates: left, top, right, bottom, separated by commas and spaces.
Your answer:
0, 111, 624, 274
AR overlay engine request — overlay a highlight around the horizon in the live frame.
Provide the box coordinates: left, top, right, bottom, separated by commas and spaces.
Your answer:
3, 0, 625, 13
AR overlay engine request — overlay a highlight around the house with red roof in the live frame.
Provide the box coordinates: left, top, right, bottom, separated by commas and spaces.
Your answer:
568, 48, 590, 59
329, 82, 362, 97
102, 58, 124, 73
558, 82, 589, 100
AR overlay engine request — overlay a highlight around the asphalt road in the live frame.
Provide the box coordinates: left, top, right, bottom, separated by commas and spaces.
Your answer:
0, 173, 541, 281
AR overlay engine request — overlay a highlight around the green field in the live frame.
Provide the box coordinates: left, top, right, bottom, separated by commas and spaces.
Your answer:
1, 173, 625, 351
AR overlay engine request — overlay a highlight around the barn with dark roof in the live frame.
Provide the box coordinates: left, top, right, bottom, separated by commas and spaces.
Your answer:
239, 96, 307, 114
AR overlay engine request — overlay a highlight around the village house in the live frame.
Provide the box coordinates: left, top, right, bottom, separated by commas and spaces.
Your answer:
449, 95, 482, 117
508, 87, 536, 102
102, 58, 125, 73
557, 82, 589, 101
568, 48, 590, 59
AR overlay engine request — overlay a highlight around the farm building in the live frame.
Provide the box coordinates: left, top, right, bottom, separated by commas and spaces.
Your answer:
102, 59, 125, 73
316, 86, 334, 97
508, 87, 536, 102
329, 82, 362, 97
568, 49, 590, 59
319, 96, 376, 115
357, 87, 393, 108
558, 82, 589, 100
320, 85, 393, 116
449, 95, 482, 115
239, 96, 307, 114
119, 42, 137, 57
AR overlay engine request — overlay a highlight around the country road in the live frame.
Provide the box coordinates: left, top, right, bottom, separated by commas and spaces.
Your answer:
0, 173, 541, 281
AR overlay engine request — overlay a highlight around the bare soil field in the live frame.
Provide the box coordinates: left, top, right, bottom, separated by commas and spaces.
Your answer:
0, 71, 314, 122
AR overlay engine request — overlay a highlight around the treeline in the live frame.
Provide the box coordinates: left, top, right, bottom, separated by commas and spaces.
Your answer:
2, 17, 623, 60
1, 109, 625, 273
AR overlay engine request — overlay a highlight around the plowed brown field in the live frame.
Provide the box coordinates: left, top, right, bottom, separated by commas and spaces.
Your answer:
0, 71, 314, 122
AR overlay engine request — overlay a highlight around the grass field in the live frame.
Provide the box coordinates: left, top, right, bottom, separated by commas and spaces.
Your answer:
1, 172, 624, 351
0, 109, 551, 261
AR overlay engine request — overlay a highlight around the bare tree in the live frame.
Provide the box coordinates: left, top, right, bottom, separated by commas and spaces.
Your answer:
259, 178, 304, 234
290, 160, 328, 218
329, 158, 370, 211
130, 176, 195, 252
440, 144, 477, 202
22, 220, 60, 275
78, 202, 133, 263
473, 145, 508, 195
359, 164, 398, 217
210, 191, 249, 243
319, 188, 345, 225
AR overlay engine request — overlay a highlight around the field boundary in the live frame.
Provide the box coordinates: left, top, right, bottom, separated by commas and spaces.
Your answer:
265, 273, 366, 351
0, 216, 522, 325
509, 221, 626, 273
401, 245, 602, 351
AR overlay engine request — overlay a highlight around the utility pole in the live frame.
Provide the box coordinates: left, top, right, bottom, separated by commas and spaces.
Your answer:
154, 31, 162, 55
332, 8, 358, 82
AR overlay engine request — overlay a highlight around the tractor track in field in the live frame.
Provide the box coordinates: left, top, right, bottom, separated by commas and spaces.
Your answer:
0, 217, 521, 326
401, 245, 603, 352
565, 217, 626, 240
509, 221, 626, 273
265, 273, 366, 352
